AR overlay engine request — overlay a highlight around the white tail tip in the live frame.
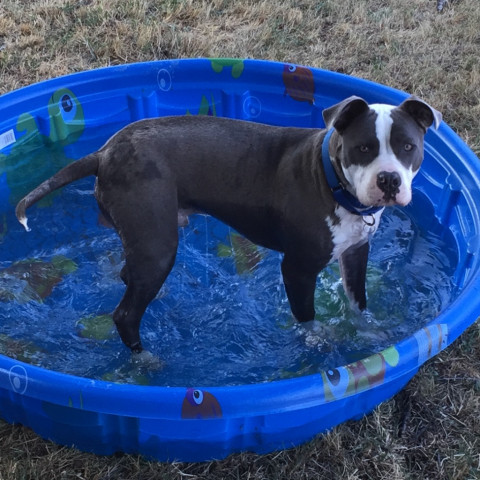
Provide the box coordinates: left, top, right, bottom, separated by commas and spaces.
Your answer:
19, 216, 31, 232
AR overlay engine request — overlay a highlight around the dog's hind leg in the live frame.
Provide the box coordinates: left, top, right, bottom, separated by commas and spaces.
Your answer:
114, 227, 178, 353
103, 188, 179, 353
114, 259, 174, 353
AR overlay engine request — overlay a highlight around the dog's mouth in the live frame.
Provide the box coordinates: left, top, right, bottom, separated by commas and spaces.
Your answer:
358, 189, 411, 208
382, 190, 400, 204
373, 195, 410, 208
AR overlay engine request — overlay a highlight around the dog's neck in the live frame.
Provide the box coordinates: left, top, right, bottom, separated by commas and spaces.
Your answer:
321, 129, 383, 216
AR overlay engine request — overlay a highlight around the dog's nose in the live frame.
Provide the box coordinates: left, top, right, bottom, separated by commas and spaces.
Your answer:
377, 171, 401, 195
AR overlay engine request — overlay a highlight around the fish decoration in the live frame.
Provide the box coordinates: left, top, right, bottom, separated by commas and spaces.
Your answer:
0, 255, 77, 303
283, 64, 315, 104
181, 388, 223, 419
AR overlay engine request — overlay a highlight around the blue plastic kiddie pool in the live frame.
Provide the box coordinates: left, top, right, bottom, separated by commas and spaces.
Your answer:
0, 59, 479, 462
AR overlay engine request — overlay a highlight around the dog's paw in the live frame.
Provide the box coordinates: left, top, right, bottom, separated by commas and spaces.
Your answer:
131, 349, 164, 371
352, 310, 390, 343
295, 320, 332, 348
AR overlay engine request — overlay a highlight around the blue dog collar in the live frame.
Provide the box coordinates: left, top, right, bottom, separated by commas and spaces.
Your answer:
321, 129, 383, 216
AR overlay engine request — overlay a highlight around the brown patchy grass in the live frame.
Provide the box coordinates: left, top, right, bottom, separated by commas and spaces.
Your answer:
1, 0, 480, 478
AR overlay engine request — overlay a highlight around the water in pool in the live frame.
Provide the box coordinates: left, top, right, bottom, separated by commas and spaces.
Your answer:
0, 140, 458, 386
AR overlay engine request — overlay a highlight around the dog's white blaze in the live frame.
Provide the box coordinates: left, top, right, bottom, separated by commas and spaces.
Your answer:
343, 104, 414, 207
326, 206, 383, 262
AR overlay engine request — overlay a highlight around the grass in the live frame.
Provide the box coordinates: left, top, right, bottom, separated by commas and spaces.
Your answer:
1, 0, 480, 478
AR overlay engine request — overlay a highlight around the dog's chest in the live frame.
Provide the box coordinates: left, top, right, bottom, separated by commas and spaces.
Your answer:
326, 207, 383, 262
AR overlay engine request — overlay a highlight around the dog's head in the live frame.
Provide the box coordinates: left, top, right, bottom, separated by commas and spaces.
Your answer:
323, 96, 442, 207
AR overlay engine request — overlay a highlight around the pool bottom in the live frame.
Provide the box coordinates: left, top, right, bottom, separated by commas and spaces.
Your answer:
0, 181, 457, 387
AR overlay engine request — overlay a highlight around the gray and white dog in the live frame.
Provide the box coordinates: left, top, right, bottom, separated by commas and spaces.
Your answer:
16, 95, 441, 354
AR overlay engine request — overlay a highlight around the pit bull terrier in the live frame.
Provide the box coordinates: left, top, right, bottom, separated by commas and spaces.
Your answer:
15, 95, 441, 354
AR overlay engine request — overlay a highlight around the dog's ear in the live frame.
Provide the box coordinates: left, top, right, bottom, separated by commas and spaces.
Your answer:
398, 96, 442, 132
322, 96, 370, 133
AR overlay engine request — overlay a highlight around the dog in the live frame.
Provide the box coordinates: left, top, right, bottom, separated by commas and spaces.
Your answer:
15, 95, 441, 354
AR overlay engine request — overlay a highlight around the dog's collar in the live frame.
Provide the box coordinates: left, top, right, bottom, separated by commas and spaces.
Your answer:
321, 128, 384, 216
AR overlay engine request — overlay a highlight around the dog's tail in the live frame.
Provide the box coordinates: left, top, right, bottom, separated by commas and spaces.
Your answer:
15, 152, 99, 232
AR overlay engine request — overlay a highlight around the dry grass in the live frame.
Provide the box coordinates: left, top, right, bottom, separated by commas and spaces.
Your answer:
1, 0, 480, 478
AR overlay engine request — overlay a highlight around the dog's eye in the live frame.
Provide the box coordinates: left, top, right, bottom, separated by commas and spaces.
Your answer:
404, 143, 413, 151
359, 145, 369, 153
288, 65, 296, 72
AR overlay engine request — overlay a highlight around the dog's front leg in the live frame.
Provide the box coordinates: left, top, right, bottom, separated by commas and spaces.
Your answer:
281, 256, 322, 322
338, 241, 369, 311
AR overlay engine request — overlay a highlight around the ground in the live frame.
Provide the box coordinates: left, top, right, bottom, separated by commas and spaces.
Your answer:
0, 0, 479, 478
